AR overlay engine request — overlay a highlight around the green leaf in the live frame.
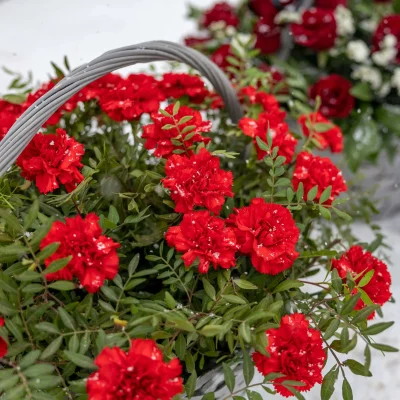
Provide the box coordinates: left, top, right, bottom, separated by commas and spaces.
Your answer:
48, 281, 76, 291
370, 343, 399, 352
256, 136, 270, 152
0, 375, 20, 391
0, 300, 18, 316
239, 322, 251, 343
165, 292, 177, 309
340, 293, 362, 315
342, 378, 353, 400
223, 363, 236, 393
344, 359, 372, 376
332, 207, 352, 221
19, 350, 42, 369
273, 280, 304, 293
44, 256, 72, 275
40, 336, 63, 360
307, 185, 318, 201
319, 206, 331, 220
200, 325, 225, 337
108, 205, 119, 224
28, 376, 62, 390
185, 371, 197, 399
233, 279, 258, 290
2, 94, 26, 105
324, 319, 340, 340
201, 393, 215, 400
320, 366, 339, 400
175, 334, 186, 360
202, 278, 216, 300
350, 82, 373, 101
173, 101, 180, 116
331, 269, 342, 294
351, 305, 379, 324
24, 199, 39, 230
64, 351, 97, 370
58, 307, 76, 330
23, 364, 55, 378
319, 186, 332, 204
37, 242, 60, 261
128, 254, 140, 276
243, 351, 255, 386
222, 295, 247, 305
361, 321, 394, 336
358, 270, 374, 288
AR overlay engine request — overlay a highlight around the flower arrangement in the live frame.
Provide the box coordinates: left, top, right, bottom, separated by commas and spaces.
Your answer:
185, 0, 400, 171
0, 49, 396, 400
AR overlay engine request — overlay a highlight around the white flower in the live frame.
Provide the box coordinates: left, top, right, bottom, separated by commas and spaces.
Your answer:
335, 5, 355, 36
346, 40, 370, 63
352, 66, 382, 89
274, 10, 301, 24
372, 47, 397, 66
360, 19, 378, 33
378, 82, 391, 98
392, 68, 400, 95
382, 34, 397, 49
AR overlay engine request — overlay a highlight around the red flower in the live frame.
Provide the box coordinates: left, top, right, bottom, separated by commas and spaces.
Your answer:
298, 112, 343, 153
166, 211, 237, 274
259, 64, 287, 92
309, 74, 355, 119
228, 198, 299, 275
16, 128, 84, 194
0, 337, 7, 358
254, 16, 281, 55
314, 0, 347, 8
253, 313, 326, 397
99, 74, 163, 121
239, 111, 298, 163
332, 246, 392, 319
292, 8, 337, 51
240, 86, 284, 112
87, 339, 183, 400
163, 148, 233, 214
201, 2, 239, 28
159, 73, 209, 104
0, 317, 4, 327
211, 44, 237, 72
40, 213, 120, 293
372, 15, 400, 63
249, 0, 279, 18
77, 73, 123, 102
184, 36, 212, 49
292, 152, 347, 203
142, 105, 211, 158
0, 100, 24, 141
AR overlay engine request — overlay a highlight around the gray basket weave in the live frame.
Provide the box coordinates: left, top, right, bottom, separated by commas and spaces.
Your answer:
0, 40, 243, 176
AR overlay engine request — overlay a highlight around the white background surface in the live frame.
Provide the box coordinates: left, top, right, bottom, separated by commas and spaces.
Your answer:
0, 1, 399, 399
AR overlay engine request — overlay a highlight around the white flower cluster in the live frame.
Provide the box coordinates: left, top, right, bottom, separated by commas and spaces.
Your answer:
351, 65, 382, 89
335, 5, 355, 36
392, 68, 400, 95
347, 40, 370, 63
372, 34, 398, 67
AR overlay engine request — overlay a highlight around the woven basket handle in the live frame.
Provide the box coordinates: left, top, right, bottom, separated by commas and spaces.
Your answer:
0, 40, 243, 176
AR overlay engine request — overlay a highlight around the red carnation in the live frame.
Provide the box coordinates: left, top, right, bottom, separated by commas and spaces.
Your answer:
77, 73, 123, 102
87, 339, 183, 400
142, 104, 211, 158
201, 2, 239, 28
228, 198, 299, 275
166, 211, 237, 274
292, 152, 347, 204
249, 0, 279, 18
0, 100, 24, 141
163, 148, 233, 214
332, 246, 392, 319
298, 112, 343, 153
159, 73, 209, 104
309, 74, 355, 119
292, 8, 337, 51
239, 112, 298, 162
372, 15, 400, 63
16, 128, 84, 194
99, 74, 162, 121
240, 86, 285, 113
211, 44, 238, 72
254, 16, 281, 55
0, 337, 7, 358
314, 0, 347, 8
253, 313, 326, 397
40, 213, 120, 293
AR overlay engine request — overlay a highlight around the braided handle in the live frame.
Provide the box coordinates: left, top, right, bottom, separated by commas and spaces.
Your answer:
0, 40, 243, 176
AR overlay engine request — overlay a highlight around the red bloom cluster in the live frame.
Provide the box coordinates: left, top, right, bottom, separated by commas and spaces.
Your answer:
201, 2, 239, 28
292, 8, 337, 51
40, 213, 120, 293
159, 73, 209, 104
315, 0, 347, 8
163, 148, 233, 214
292, 152, 347, 203
16, 128, 84, 194
298, 112, 343, 153
0, 100, 24, 141
253, 313, 326, 397
332, 246, 392, 319
78, 73, 123, 102
228, 198, 299, 275
0, 316, 6, 358
211, 44, 237, 72
142, 104, 211, 158
87, 339, 183, 400
373, 15, 400, 63
254, 16, 281, 55
166, 211, 237, 274
309, 74, 355, 119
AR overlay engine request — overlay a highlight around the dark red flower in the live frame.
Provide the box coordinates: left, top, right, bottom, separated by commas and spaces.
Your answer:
40, 213, 120, 293
332, 246, 392, 319
254, 16, 281, 55
298, 112, 343, 153
292, 152, 347, 204
87, 339, 183, 400
201, 2, 239, 28
184, 36, 212, 49
259, 64, 287, 92
0, 100, 24, 141
159, 73, 209, 104
372, 15, 400, 63
99, 74, 163, 121
228, 198, 299, 275
253, 313, 326, 397
142, 105, 211, 158
163, 148, 233, 214
292, 8, 337, 51
309, 74, 355, 119
16, 128, 84, 194
314, 0, 347, 8
249, 0, 279, 18
210, 44, 237, 72
239, 111, 298, 163
166, 211, 237, 274
0, 337, 7, 358
0, 317, 4, 327
77, 73, 123, 102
